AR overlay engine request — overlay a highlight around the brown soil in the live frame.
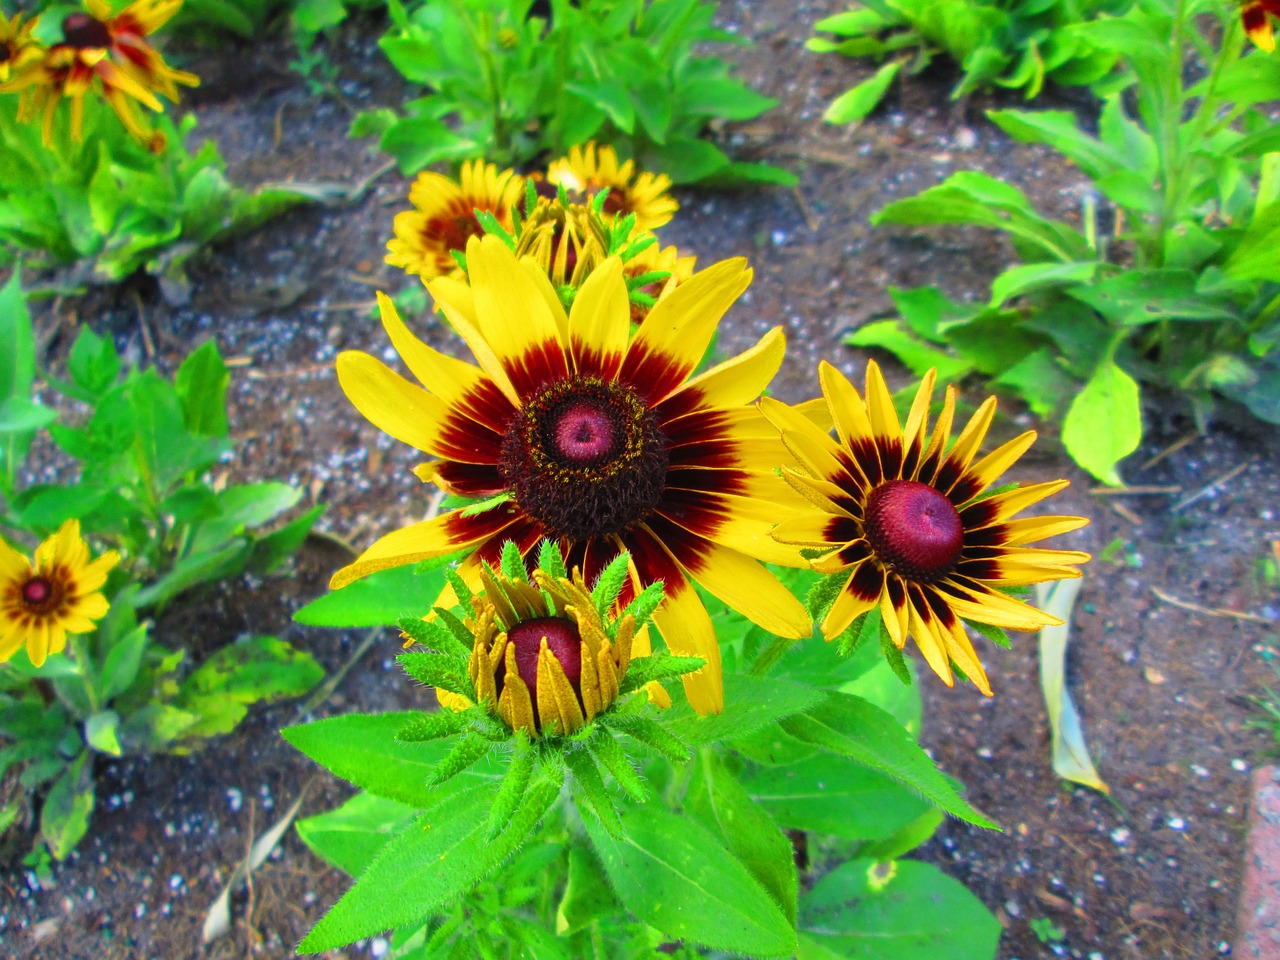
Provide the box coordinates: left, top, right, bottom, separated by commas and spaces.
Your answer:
3, 3, 1279, 959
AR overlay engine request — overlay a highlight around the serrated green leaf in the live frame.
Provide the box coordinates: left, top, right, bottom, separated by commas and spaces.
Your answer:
426, 734, 493, 788
588, 727, 646, 803
617, 652, 704, 695
537, 538, 568, 582
565, 747, 624, 837
295, 791, 418, 878
663, 673, 826, 747
396, 710, 468, 743
779, 692, 997, 828
583, 807, 796, 955
1061, 358, 1141, 486
591, 550, 630, 615
398, 613, 471, 659
485, 733, 535, 839
398, 651, 473, 699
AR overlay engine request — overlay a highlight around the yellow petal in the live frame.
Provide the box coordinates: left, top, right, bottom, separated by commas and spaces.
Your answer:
567, 256, 628, 377
649, 576, 722, 715
676, 326, 785, 408
683, 541, 811, 640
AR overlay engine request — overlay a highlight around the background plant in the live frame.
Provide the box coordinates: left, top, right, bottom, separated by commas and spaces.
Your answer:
0, 271, 324, 859
853, 0, 1280, 483
284, 556, 1002, 958
807, 0, 1130, 124
352, 0, 792, 186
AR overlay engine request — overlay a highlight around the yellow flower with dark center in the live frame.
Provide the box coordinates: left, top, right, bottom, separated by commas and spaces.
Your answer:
0, 520, 119, 668
1241, 0, 1280, 50
333, 234, 813, 714
450, 564, 649, 736
546, 142, 678, 231
0, 13, 42, 83
0, 0, 197, 151
386, 159, 526, 281
765, 360, 1091, 695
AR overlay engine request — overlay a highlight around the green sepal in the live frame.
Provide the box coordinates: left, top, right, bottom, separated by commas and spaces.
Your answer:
806, 570, 847, 620
588, 727, 647, 803
591, 187, 611, 216
499, 538, 527, 582
398, 651, 473, 699
837, 606, 882, 659
450, 250, 467, 273
565, 747, 624, 837
485, 732, 535, 840
536, 538, 568, 581
474, 209, 516, 250
967, 618, 1012, 650
442, 569, 472, 612
590, 551, 630, 615
524, 179, 538, 218
617, 652, 704, 696
433, 605, 476, 650
629, 291, 657, 309
879, 621, 912, 687
958, 480, 1019, 508
460, 492, 512, 517
625, 269, 670, 290
618, 233, 656, 263
617, 580, 663, 632
608, 713, 691, 763
397, 614, 471, 659
425, 733, 493, 788
396, 710, 469, 743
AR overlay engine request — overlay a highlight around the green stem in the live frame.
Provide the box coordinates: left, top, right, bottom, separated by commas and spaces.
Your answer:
68, 632, 100, 714
1151, 0, 1190, 268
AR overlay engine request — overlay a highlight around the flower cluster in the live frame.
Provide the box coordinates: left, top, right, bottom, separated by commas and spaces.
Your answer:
0, 0, 197, 151
385, 142, 692, 320
340, 150, 1092, 720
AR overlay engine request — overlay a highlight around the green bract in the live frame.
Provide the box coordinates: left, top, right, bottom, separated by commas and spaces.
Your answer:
289, 556, 999, 956
352, 0, 792, 186
860, 0, 1280, 484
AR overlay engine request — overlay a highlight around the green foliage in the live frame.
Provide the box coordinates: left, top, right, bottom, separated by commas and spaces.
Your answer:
863, 0, 1280, 483
356, 0, 791, 185
799, 858, 1002, 959
808, 0, 1126, 121
0, 287, 321, 858
0, 97, 311, 291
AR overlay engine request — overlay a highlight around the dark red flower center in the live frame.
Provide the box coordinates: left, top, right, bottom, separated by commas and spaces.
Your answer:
19, 574, 63, 614
508, 616, 582, 701
424, 212, 483, 258
500, 375, 668, 540
863, 479, 963, 583
62, 13, 112, 49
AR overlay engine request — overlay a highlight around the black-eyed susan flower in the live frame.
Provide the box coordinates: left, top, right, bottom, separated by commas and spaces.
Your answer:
765, 360, 1090, 696
546, 142, 677, 231
0, 520, 118, 668
386, 159, 526, 281
332, 235, 813, 714
0, 12, 42, 83
1242, 0, 1280, 50
0, 0, 197, 150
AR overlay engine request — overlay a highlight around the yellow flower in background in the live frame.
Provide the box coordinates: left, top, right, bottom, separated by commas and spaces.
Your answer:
512, 195, 611, 289
440, 563, 656, 737
0, 520, 119, 668
1241, 0, 1280, 50
622, 239, 696, 323
765, 360, 1090, 696
332, 235, 812, 714
0, 12, 42, 83
547, 142, 678, 231
386, 159, 526, 281
0, 0, 198, 151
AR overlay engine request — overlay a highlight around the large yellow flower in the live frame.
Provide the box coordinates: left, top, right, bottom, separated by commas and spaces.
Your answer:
765, 361, 1090, 696
386, 159, 526, 281
547, 142, 678, 231
0, 520, 118, 668
333, 235, 812, 713
0, 0, 197, 150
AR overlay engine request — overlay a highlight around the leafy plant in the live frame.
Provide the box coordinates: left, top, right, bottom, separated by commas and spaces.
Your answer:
354, 0, 792, 185
856, 0, 1280, 483
0, 272, 324, 858
808, 0, 1128, 124
285, 557, 1001, 957
0, 94, 312, 295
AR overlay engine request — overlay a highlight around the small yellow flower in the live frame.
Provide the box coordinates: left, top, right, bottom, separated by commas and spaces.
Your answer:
386, 159, 526, 281
438, 564, 662, 737
765, 361, 1091, 695
546, 142, 678, 231
0, 520, 119, 667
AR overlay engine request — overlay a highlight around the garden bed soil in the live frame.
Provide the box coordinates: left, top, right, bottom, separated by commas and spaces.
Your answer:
3, 2, 1279, 958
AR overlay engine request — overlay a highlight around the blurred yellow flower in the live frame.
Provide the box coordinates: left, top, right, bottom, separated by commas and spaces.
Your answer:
547, 142, 677, 230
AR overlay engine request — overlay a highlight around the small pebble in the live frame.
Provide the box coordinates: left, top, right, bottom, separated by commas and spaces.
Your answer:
1111, 827, 1131, 845
168, 875, 183, 891
977, 747, 993, 759
1168, 817, 1186, 830
371, 938, 389, 958
226, 788, 243, 813
1232, 759, 1249, 772
1191, 764, 1209, 778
